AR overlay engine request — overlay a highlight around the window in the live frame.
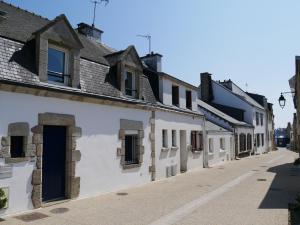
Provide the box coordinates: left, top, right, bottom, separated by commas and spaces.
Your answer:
220, 138, 225, 151
10, 136, 25, 158
125, 134, 139, 165
209, 138, 214, 153
239, 134, 246, 152
256, 133, 260, 147
191, 131, 203, 152
256, 112, 259, 126
172, 130, 177, 147
260, 113, 264, 126
261, 133, 264, 146
162, 130, 168, 148
125, 71, 136, 97
186, 90, 192, 110
172, 85, 179, 106
247, 134, 252, 150
48, 46, 68, 84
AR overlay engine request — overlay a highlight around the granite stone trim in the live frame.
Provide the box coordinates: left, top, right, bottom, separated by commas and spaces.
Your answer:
118, 119, 144, 170
31, 113, 82, 209
0, 122, 35, 162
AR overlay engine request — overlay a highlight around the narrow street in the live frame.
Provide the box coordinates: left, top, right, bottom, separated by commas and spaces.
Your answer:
1, 148, 299, 225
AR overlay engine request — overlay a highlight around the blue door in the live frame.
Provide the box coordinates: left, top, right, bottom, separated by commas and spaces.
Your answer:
42, 126, 66, 202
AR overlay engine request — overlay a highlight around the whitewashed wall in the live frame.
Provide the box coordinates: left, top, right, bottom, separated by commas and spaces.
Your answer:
155, 111, 204, 180
207, 133, 233, 167
252, 109, 268, 154
160, 78, 198, 111
212, 82, 253, 124
0, 90, 153, 215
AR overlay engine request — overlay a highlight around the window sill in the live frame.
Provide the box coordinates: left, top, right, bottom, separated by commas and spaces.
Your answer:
208, 152, 214, 156
171, 147, 178, 151
219, 149, 226, 152
123, 163, 141, 170
161, 147, 169, 152
5, 157, 30, 164
192, 150, 202, 154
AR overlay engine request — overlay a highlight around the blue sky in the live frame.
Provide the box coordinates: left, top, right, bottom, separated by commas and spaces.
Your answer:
6, 0, 299, 128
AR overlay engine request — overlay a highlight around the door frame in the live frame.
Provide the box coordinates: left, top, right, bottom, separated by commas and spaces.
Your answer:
31, 113, 82, 208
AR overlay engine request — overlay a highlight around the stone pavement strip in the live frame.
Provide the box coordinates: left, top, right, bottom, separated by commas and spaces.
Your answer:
1, 148, 299, 225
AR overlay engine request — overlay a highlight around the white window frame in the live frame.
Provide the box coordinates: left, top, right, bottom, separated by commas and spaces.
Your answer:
162, 129, 168, 148
47, 43, 69, 86
208, 138, 214, 154
172, 130, 177, 147
125, 70, 136, 98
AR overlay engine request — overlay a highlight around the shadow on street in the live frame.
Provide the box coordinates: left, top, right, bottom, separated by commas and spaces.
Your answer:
259, 159, 300, 209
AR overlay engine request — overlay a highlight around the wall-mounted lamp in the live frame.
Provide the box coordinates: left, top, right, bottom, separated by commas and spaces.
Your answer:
278, 91, 295, 109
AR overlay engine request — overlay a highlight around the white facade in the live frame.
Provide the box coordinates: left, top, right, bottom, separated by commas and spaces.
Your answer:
155, 111, 205, 179
206, 121, 233, 167
210, 81, 268, 154
159, 77, 198, 112
0, 90, 154, 215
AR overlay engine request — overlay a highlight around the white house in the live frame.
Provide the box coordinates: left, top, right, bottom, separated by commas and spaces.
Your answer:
200, 73, 270, 155
0, 2, 205, 216
198, 99, 254, 160
142, 53, 206, 178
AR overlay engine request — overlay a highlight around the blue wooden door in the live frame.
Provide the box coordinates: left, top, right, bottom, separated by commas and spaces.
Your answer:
42, 126, 66, 202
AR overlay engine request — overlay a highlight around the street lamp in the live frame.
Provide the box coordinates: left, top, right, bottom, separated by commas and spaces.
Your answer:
278, 91, 295, 109
278, 93, 286, 109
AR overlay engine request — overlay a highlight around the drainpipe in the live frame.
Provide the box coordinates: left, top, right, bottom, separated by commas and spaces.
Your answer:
149, 110, 156, 181
203, 117, 209, 168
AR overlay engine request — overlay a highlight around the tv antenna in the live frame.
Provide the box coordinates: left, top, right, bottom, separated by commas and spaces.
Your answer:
137, 34, 151, 54
91, 0, 109, 27
245, 82, 248, 92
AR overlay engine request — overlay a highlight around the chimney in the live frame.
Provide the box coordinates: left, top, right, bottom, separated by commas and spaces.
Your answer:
77, 23, 103, 43
200, 72, 214, 103
140, 52, 163, 72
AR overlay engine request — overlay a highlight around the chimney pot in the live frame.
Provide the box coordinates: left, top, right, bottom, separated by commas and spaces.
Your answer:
77, 22, 103, 43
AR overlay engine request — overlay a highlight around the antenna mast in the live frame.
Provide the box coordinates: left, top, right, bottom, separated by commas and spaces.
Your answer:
91, 0, 109, 27
137, 34, 151, 54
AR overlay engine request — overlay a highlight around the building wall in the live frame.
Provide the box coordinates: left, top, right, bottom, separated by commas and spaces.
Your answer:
160, 78, 198, 111
0, 90, 154, 215
252, 109, 268, 154
155, 111, 204, 180
211, 82, 253, 124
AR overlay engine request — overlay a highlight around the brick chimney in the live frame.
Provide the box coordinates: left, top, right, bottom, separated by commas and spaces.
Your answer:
140, 52, 163, 72
201, 72, 214, 103
77, 23, 103, 43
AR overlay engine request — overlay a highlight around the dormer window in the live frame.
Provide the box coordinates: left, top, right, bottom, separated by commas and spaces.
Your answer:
125, 71, 136, 97
47, 45, 69, 85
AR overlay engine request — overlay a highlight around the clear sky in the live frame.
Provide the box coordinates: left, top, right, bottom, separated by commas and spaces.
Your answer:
5, 0, 299, 128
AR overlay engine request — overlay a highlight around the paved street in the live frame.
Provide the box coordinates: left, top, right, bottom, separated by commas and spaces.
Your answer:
2, 148, 300, 225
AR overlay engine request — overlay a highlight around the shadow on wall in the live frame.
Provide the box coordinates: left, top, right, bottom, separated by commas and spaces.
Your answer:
259, 161, 300, 209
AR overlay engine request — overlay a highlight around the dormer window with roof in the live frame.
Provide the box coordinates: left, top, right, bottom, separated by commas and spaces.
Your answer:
125, 71, 137, 97
48, 45, 69, 85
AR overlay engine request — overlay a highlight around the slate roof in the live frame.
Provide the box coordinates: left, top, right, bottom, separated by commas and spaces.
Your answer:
0, 1, 112, 65
197, 99, 252, 127
205, 120, 231, 133
0, 1, 159, 105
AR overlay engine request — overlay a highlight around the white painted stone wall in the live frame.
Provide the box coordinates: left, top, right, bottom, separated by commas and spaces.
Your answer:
155, 111, 204, 180
160, 77, 198, 111
252, 109, 268, 154
207, 133, 233, 167
0, 90, 153, 215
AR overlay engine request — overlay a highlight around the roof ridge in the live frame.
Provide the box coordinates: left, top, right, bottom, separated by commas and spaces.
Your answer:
0, 0, 50, 21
